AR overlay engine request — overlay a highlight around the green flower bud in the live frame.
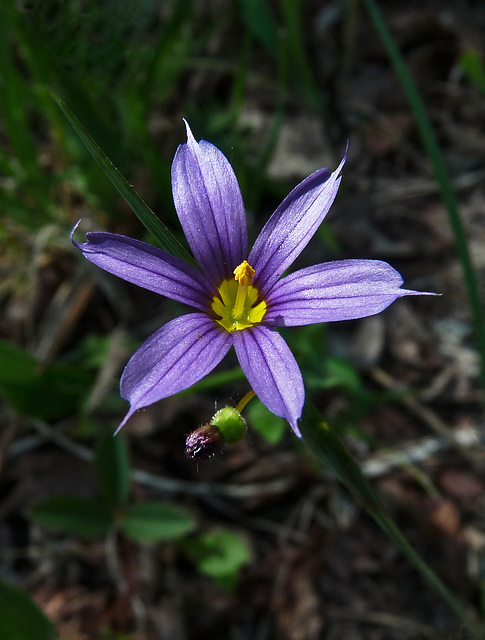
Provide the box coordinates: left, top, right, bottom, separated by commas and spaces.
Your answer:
210, 406, 246, 445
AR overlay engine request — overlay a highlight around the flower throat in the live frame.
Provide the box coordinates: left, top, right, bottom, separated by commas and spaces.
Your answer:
212, 261, 267, 332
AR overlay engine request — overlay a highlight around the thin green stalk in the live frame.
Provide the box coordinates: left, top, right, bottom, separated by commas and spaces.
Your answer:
361, 0, 485, 392
281, 0, 326, 111
299, 401, 481, 635
54, 95, 196, 267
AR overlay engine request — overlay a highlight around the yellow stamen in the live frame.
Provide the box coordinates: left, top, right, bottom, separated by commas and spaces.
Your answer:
233, 260, 255, 286
232, 260, 255, 318
211, 261, 266, 333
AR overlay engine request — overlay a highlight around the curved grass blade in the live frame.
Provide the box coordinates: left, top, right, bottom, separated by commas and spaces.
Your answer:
361, 0, 485, 393
53, 94, 196, 267
299, 401, 480, 636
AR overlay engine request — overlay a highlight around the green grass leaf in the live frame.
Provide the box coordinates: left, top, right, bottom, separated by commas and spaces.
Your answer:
247, 399, 286, 444
29, 495, 113, 538
236, 0, 278, 53
362, 0, 485, 394
459, 50, 485, 96
95, 431, 131, 509
53, 94, 196, 266
184, 529, 252, 589
0, 580, 56, 640
299, 401, 479, 635
122, 501, 196, 543
320, 357, 362, 391
0, 340, 93, 420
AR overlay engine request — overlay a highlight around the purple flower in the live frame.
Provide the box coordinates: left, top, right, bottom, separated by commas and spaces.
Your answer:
73, 122, 432, 437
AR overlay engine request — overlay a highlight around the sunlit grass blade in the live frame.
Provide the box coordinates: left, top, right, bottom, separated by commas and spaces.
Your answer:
299, 401, 480, 635
361, 0, 485, 393
53, 94, 196, 266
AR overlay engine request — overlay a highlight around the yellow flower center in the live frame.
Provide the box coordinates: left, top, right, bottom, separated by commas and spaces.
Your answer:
211, 261, 267, 332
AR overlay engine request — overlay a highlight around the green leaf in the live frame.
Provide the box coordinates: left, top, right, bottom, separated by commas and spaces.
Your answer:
236, 0, 278, 53
184, 530, 251, 589
247, 399, 286, 444
0, 339, 93, 420
122, 501, 196, 543
0, 580, 56, 640
459, 50, 485, 96
53, 94, 196, 266
29, 495, 113, 538
321, 357, 362, 391
189, 366, 245, 392
95, 431, 131, 509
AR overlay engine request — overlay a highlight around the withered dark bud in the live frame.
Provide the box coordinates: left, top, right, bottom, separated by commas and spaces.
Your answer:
185, 424, 224, 461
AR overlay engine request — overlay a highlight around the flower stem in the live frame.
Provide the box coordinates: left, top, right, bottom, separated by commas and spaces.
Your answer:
236, 390, 256, 414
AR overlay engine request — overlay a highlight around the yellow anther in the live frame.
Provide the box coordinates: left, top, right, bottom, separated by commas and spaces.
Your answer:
211, 263, 266, 333
233, 260, 255, 287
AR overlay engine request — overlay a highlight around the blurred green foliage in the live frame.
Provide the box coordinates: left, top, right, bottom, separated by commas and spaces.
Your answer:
28, 429, 198, 543
459, 50, 485, 96
28, 429, 250, 588
0, 580, 57, 640
0, 339, 93, 420
183, 529, 252, 590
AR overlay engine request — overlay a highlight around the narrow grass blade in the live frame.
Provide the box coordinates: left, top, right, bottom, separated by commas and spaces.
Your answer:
361, 0, 485, 393
281, 0, 325, 110
142, 0, 196, 107
299, 401, 480, 635
53, 94, 196, 266
236, 0, 278, 53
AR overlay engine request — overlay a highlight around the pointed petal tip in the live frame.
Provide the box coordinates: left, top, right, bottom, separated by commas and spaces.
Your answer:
182, 118, 197, 146
113, 405, 137, 436
290, 418, 302, 439
70, 219, 83, 244
335, 142, 348, 179
400, 288, 441, 297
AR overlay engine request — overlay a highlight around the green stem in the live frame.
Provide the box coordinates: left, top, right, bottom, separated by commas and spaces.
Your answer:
236, 390, 256, 414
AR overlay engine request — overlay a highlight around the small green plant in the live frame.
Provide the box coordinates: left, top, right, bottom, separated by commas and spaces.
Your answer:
28, 429, 252, 588
183, 529, 252, 590
28, 430, 196, 543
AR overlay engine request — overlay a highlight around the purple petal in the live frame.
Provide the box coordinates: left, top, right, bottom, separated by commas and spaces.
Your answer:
117, 313, 232, 433
233, 326, 304, 437
72, 227, 214, 311
171, 121, 248, 285
249, 152, 346, 295
264, 259, 436, 326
